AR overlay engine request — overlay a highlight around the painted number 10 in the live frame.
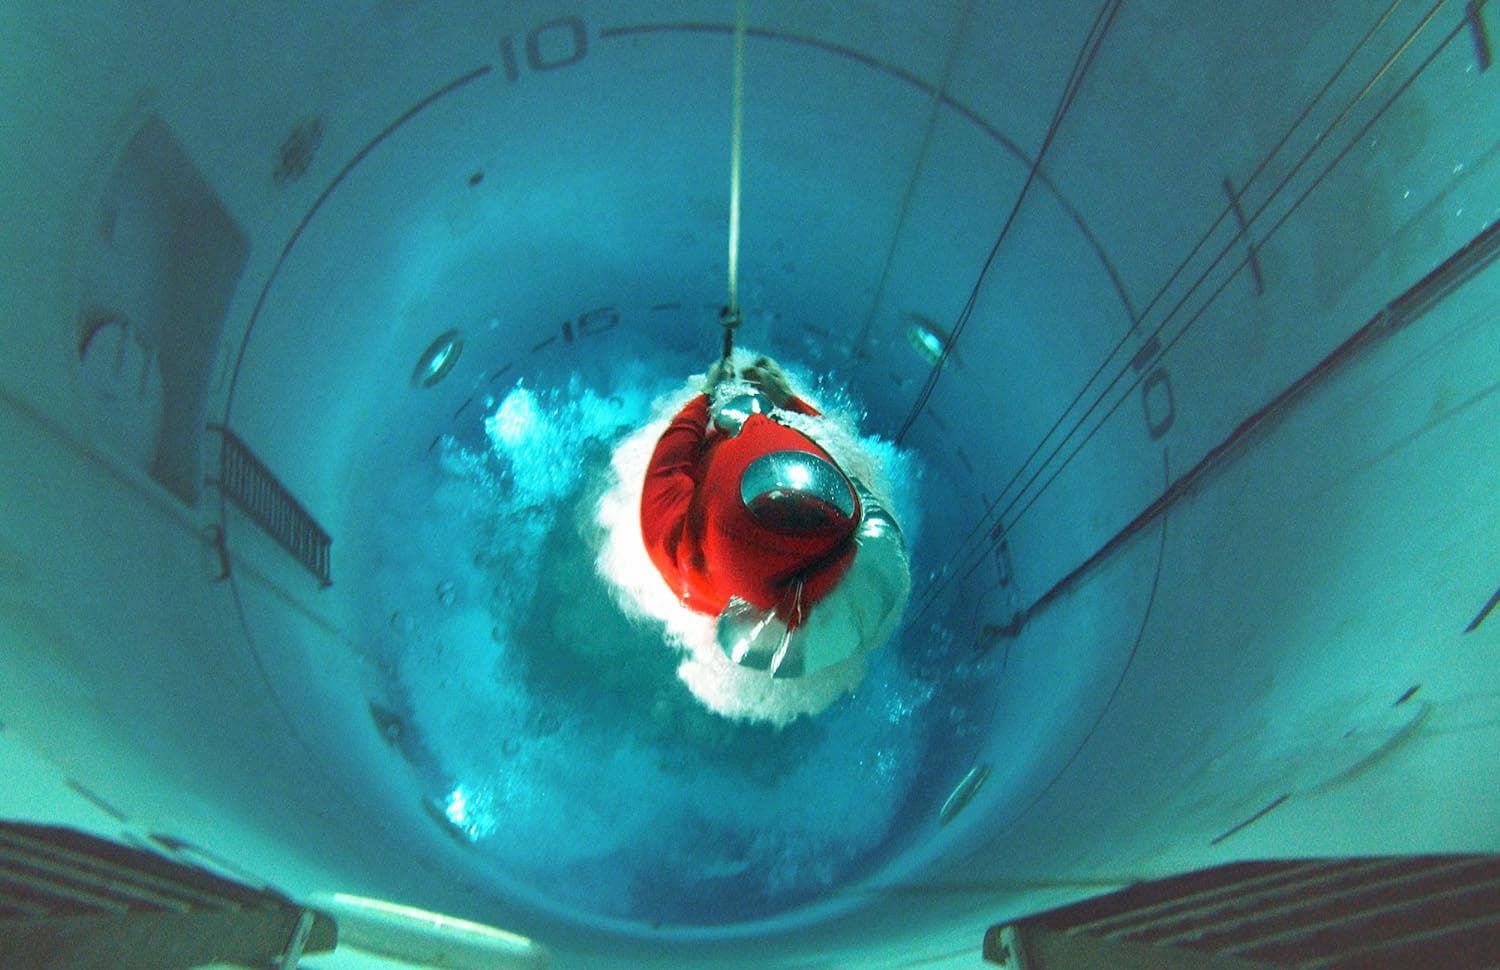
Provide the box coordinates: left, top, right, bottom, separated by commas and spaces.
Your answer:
500, 17, 589, 81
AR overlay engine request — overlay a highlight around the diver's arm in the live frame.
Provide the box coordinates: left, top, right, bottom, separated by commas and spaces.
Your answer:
640, 394, 710, 596
741, 355, 819, 416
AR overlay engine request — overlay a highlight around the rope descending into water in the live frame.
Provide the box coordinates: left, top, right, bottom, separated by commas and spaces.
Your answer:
721, 0, 748, 362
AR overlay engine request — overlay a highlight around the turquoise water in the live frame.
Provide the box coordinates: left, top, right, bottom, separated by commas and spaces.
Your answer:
351, 347, 993, 926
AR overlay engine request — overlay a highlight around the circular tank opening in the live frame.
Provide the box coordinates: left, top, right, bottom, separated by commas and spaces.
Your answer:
343, 342, 996, 929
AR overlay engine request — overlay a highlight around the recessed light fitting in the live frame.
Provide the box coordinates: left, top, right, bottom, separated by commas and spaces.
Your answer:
413, 329, 463, 389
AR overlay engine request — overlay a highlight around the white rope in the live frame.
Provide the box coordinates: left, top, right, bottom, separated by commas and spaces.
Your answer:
725, 0, 747, 329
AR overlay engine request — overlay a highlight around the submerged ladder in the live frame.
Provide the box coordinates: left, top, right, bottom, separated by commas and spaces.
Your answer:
0, 822, 335, 969
208, 424, 332, 587
984, 855, 1500, 969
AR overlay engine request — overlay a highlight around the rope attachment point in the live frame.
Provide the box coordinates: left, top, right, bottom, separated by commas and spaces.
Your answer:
719, 304, 742, 361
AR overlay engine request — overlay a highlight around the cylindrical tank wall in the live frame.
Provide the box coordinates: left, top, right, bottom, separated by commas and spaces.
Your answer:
1, 2, 1498, 968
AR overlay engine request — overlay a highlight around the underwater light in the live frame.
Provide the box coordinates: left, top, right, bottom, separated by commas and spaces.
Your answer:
904, 313, 953, 367
315, 892, 546, 969
412, 328, 464, 388
939, 762, 991, 825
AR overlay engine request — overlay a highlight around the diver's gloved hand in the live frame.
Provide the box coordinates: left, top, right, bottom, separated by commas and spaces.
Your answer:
741, 356, 794, 409
703, 357, 736, 394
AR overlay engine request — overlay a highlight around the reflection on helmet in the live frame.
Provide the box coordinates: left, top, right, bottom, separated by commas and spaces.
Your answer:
740, 450, 857, 532
711, 390, 776, 436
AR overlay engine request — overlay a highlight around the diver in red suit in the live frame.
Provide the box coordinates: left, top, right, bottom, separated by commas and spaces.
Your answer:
640, 355, 908, 679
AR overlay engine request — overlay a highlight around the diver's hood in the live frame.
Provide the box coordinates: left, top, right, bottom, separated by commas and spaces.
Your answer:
712, 389, 860, 536
695, 396, 861, 616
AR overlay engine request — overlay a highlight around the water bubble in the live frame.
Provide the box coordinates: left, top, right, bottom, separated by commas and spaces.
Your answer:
436, 579, 457, 607
390, 611, 415, 634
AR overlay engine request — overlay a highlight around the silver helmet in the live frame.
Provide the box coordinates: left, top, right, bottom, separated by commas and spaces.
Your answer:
739, 449, 858, 531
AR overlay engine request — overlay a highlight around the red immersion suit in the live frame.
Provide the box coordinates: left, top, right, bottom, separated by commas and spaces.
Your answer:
640, 394, 859, 622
